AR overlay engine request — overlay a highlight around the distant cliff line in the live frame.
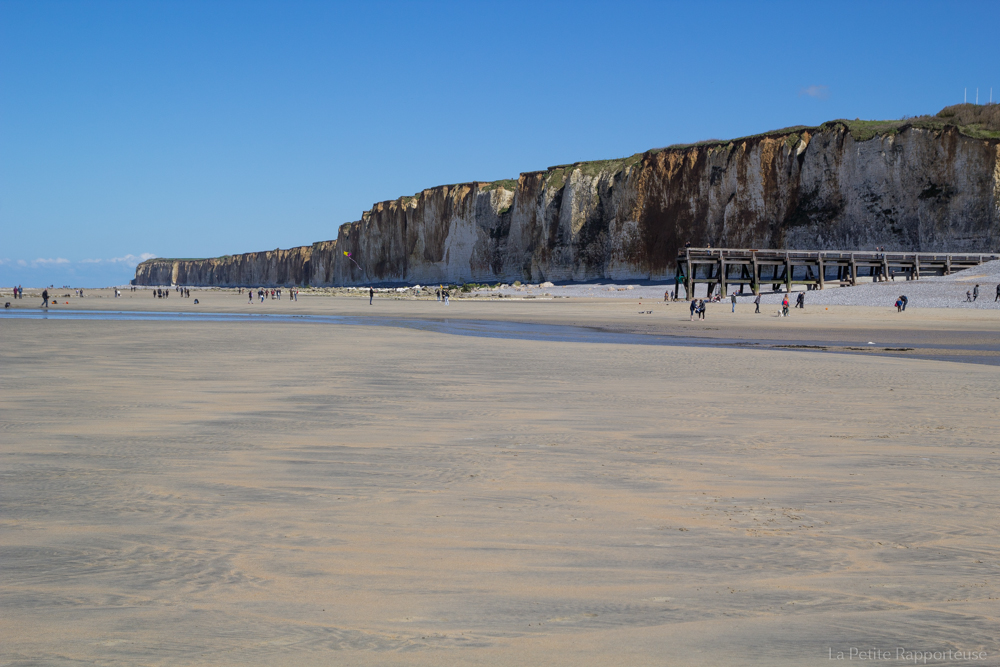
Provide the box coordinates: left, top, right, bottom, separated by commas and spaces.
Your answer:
134, 104, 1000, 287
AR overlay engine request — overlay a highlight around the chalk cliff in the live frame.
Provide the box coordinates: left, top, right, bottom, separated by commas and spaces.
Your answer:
134, 105, 1000, 286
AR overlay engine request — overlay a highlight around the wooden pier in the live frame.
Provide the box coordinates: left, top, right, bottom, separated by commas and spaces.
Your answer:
675, 248, 1000, 298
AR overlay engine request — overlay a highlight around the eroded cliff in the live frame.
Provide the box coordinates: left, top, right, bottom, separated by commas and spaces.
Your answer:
134, 104, 1000, 286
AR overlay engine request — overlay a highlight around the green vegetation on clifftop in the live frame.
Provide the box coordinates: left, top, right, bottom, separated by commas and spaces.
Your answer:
138, 257, 208, 263
481, 179, 519, 192
663, 104, 1000, 151
544, 153, 646, 190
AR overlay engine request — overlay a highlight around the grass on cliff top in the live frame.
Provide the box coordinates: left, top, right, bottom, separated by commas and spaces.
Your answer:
138, 257, 211, 263
389, 180, 520, 203
543, 154, 646, 190
661, 104, 1000, 151
481, 179, 519, 192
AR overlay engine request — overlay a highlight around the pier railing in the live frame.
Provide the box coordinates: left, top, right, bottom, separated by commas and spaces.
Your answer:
674, 248, 999, 298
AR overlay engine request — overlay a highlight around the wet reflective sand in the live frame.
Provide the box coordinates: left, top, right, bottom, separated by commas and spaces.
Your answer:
5, 300, 1000, 367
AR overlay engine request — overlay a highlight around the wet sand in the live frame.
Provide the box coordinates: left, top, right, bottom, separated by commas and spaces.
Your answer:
8, 287, 1000, 364
2, 295, 999, 665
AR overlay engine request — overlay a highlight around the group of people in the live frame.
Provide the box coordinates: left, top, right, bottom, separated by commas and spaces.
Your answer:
688, 290, 806, 318
964, 284, 1000, 302
775, 292, 806, 317
245, 287, 298, 303
689, 298, 706, 320
9, 285, 24, 299
681, 281, 998, 316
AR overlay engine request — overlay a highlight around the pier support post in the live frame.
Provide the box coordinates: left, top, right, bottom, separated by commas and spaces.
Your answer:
719, 251, 727, 299
684, 249, 693, 299
817, 255, 825, 290
849, 254, 857, 286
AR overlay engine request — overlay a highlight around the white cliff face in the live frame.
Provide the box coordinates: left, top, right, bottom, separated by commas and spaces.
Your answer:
135, 124, 1000, 287
781, 128, 999, 251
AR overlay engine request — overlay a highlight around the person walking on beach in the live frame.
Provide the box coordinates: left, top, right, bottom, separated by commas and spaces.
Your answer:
966, 290, 972, 302
781, 295, 789, 317
698, 299, 706, 320
690, 297, 697, 321
41, 289, 49, 308
369, 286, 374, 305
973, 284, 979, 301
900, 295, 908, 311
795, 292, 805, 309
731, 291, 737, 313
995, 284, 1000, 301
665, 289, 670, 303
754, 293, 761, 314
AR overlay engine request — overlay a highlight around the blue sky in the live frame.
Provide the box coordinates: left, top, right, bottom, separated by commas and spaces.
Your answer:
1, 0, 997, 286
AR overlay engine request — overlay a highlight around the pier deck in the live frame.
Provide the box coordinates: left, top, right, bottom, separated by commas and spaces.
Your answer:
675, 248, 999, 298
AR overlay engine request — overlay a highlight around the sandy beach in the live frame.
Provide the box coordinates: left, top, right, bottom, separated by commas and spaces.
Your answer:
2, 295, 998, 666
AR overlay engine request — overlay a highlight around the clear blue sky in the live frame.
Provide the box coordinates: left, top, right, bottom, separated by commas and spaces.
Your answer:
1, 0, 997, 286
